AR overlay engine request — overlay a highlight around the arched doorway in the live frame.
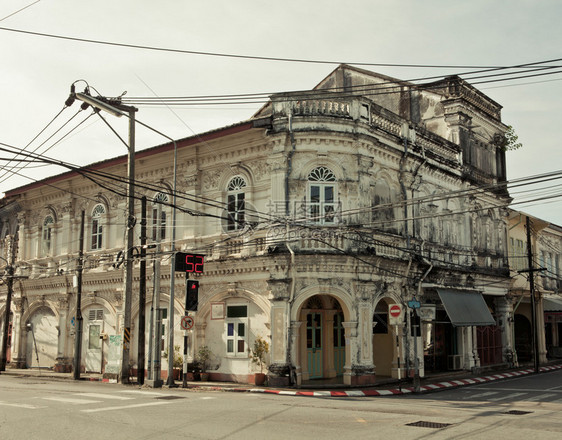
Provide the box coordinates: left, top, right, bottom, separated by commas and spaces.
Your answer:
299, 295, 346, 382
514, 314, 532, 362
26, 307, 57, 369
372, 300, 394, 376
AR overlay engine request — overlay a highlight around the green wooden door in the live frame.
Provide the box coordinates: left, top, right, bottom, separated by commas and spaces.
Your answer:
307, 313, 323, 378
333, 312, 345, 376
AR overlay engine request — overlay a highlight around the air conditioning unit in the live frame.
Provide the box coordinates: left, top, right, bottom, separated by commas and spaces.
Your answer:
448, 355, 463, 371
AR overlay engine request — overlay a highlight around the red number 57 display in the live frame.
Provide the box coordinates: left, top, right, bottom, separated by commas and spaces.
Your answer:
174, 252, 205, 273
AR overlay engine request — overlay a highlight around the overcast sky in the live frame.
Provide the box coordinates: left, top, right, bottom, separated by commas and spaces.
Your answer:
1, 0, 561, 225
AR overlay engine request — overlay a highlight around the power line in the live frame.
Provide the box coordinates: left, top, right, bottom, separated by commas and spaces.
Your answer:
4, 25, 562, 70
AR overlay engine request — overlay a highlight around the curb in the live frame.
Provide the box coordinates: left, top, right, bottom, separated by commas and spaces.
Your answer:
226, 364, 562, 398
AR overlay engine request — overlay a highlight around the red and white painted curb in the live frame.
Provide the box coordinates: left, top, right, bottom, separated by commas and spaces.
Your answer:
234, 364, 562, 398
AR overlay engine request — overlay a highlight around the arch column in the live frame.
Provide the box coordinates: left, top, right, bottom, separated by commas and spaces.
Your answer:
290, 320, 303, 385
54, 295, 72, 372
496, 296, 515, 366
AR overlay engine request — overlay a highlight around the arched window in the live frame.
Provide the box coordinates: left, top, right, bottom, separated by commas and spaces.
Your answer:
42, 215, 54, 255
91, 204, 105, 250
227, 176, 246, 231
308, 167, 337, 225
373, 179, 399, 234
152, 192, 169, 241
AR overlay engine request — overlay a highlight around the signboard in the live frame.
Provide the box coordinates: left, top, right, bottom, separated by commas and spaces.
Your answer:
105, 335, 122, 374
408, 299, 421, 309
388, 304, 403, 325
174, 253, 205, 273
180, 315, 194, 330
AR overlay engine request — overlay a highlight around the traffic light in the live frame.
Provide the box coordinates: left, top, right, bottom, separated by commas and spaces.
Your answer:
186, 280, 199, 311
410, 311, 421, 337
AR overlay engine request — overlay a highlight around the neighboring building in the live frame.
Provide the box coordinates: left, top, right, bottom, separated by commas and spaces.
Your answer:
508, 210, 562, 363
0, 65, 513, 385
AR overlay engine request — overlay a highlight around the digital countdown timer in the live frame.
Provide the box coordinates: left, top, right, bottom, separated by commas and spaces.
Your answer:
174, 252, 205, 273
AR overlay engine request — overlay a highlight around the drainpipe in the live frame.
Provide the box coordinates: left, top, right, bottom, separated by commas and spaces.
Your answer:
285, 112, 296, 217
285, 111, 297, 384
399, 125, 411, 248
286, 227, 296, 384
413, 241, 433, 392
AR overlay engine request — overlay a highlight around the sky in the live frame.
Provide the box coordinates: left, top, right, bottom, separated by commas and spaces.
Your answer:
1, 0, 561, 225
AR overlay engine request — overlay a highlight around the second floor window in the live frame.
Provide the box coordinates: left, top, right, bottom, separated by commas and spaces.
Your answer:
91, 204, 105, 250
42, 215, 54, 255
227, 176, 246, 231
308, 166, 337, 224
152, 192, 169, 241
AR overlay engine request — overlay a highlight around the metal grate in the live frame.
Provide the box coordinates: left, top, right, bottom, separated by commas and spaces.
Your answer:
504, 410, 533, 415
406, 421, 453, 429
155, 395, 185, 400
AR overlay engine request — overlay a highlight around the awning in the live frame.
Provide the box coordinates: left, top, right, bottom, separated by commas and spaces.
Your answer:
437, 289, 496, 327
544, 298, 562, 312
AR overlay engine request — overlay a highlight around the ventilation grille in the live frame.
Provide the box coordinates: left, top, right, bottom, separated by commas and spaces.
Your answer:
88, 309, 104, 321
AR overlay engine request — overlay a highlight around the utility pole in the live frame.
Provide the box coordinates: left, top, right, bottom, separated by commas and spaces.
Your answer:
137, 196, 147, 385
146, 202, 163, 388
525, 216, 540, 374
166, 136, 179, 387
120, 107, 136, 384
72, 211, 85, 380
68, 88, 138, 384
0, 235, 16, 372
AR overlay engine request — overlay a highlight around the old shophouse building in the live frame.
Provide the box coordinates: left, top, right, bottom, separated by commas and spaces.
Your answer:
507, 210, 562, 363
1, 65, 514, 385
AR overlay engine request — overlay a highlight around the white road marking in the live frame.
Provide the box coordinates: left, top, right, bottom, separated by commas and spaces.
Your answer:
81, 401, 173, 413
41, 397, 101, 404
118, 390, 168, 396
75, 393, 134, 400
488, 392, 527, 402
0, 401, 43, 409
464, 391, 498, 400
199, 396, 215, 400
524, 393, 557, 402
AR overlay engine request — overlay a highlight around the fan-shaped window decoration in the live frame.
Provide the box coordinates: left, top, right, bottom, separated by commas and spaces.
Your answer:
227, 176, 246, 231
305, 295, 324, 310
308, 166, 336, 182
152, 192, 169, 241
307, 167, 337, 224
42, 215, 54, 255
91, 204, 105, 250
227, 176, 247, 192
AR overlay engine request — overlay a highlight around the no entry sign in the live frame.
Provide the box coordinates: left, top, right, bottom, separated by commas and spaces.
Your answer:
388, 304, 403, 325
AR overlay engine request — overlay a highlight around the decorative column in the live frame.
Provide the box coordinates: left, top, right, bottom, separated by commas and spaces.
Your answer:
54, 295, 72, 372
10, 298, 25, 368
536, 297, 548, 364
496, 296, 515, 366
472, 326, 481, 370
290, 321, 303, 386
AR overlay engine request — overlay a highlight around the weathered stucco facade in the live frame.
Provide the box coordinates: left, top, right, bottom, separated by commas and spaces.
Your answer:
1, 65, 517, 385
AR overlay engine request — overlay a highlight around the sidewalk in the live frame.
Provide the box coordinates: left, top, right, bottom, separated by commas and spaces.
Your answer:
2, 363, 562, 398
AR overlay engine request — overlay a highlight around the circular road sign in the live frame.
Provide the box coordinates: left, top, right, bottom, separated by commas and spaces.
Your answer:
389, 304, 402, 318
181, 315, 194, 330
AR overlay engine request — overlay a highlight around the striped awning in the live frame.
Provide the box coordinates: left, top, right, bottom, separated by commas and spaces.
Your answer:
544, 298, 562, 312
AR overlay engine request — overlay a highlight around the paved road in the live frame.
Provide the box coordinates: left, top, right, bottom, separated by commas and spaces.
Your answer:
404, 369, 562, 404
1, 370, 562, 439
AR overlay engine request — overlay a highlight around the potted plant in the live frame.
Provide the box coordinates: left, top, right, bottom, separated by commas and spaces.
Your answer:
163, 345, 183, 380
196, 345, 212, 381
251, 336, 269, 386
